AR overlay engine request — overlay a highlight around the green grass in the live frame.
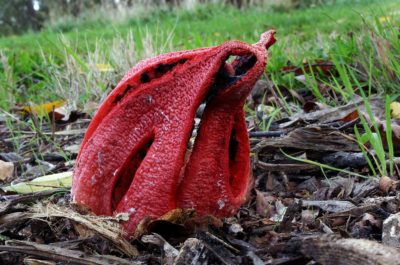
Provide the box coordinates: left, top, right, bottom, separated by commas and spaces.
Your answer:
0, 0, 399, 109
1, 1, 399, 181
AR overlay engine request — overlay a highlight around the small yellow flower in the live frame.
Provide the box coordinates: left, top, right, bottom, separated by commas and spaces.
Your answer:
95, 63, 114, 72
379, 16, 391, 24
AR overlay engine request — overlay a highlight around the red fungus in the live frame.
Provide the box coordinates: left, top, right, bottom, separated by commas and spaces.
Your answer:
72, 31, 276, 236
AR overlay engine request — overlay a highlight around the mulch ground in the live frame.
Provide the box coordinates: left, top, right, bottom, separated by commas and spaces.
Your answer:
0, 79, 399, 264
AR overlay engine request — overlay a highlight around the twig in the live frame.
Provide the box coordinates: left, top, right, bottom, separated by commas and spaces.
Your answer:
249, 131, 285, 138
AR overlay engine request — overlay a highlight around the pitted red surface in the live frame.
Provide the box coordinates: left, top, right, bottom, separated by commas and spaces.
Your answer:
72, 31, 276, 236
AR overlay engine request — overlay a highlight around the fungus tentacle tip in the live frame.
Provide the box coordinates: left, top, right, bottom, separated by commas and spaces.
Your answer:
257, 30, 277, 50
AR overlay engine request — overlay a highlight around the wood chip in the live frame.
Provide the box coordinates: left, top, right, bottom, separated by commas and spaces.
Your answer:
301, 200, 356, 213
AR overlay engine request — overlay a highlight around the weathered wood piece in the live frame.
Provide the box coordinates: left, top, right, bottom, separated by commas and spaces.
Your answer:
301, 235, 400, 265
253, 127, 360, 152
382, 212, 400, 247
0, 188, 65, 215
301, 200, 356, 213
0, 240, 136, 265
281, 96, 382, 126
256, 161, 318, 172
321, 151, 368, 168
174, 238, 208, 265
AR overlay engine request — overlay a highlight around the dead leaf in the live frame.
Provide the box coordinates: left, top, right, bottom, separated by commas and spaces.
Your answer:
0, 160, 13, 181
228, 223, 244, 234
341, 110, 359, 122
21, 100, 65, 117
270, 200, 287, 222
2, 171, 72, 194
159, 208, 196, 224
74, 222, 96, 238
379, 176, 397, 194
303, 101, 329, 113
255, 190, 275, 217
141, 233, 178, 265
301, 209, 319, 226
351, 212, 382, 238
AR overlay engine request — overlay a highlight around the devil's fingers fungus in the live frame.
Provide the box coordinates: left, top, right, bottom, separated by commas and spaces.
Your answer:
72, 31, 276, 236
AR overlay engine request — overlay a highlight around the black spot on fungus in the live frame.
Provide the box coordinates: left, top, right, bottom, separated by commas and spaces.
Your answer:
154, 59, 188, 78
113, 59, 189, 104
140, 72, 151, 83
113, 84, 135, 104
154, 64, 168, 78
229, 129, 238, 162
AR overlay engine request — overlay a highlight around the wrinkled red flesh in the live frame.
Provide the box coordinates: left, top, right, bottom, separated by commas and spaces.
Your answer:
72, 31, 276, 236
177, 109, 250, 216
111, 133, 154, 209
